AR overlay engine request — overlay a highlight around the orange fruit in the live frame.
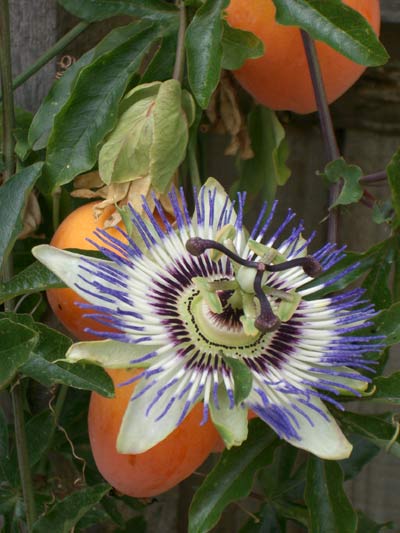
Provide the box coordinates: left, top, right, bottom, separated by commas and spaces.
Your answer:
225, 0, 380, 113
47, 202, 126, 340
89, 368, 220, 497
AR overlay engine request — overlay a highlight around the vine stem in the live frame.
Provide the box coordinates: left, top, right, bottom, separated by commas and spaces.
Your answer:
300, 30, 340, 243
360, 170, 387, 186
172, 0, 187, 82
0, 20, 90, 103
0, 0, 37, 528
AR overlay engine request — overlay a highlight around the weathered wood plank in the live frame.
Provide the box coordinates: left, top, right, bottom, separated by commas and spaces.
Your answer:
381, 0, 400, 23
10, 0, 57, 111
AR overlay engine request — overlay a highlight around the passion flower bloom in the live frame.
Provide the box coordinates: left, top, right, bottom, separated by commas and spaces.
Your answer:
33, 179, 381, 459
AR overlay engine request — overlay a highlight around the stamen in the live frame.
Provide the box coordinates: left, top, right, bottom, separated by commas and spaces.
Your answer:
253, 268, 281, 334
186, 237, 322, 277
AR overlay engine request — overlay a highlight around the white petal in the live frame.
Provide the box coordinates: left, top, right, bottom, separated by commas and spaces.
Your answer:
192, 178, 237, 238
248, 390, 352, 460
32, 245, 125, 308
117, 368, 198, 453
210, 387, 248, 449
66, 339, 160, 368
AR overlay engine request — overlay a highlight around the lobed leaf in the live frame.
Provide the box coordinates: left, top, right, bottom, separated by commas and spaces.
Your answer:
373, 373, 400, 405
374, 301, 400, 347
221, 21, 264, 70
305, 457, 357, 533
272, 0, 388, 66
186, 0, 228, 108
189, 420, 278, 533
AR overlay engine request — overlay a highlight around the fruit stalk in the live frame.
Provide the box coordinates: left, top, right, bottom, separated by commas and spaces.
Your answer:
300, 30, 340, 243
0, 1, 37, 528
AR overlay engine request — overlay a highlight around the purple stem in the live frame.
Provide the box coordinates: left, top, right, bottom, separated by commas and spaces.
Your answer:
300, 30, 340, 243
360, 170, 387, 186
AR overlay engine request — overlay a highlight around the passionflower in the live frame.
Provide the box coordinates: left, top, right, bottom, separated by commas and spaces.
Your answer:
33, 179, 381, 459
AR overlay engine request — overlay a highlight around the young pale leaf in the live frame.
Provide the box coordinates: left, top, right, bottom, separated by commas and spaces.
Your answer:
189, 420, 278, 533
272, 0, 388, 66
305, 457, 357, 533
0, 319, 38, 389
0, 163, 43, 267
234, 106, 290, 205
28, 23, 143, 151
386, 147, 400, 229
41, 23, 158, 193
221, 21, 264, 70
32, 484, 110, 533
186, 0, 228, 108
323, 157, 363, 207
57, 0, 178, 24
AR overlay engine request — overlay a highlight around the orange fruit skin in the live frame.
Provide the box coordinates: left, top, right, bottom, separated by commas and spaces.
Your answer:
89, 368, 220, 498
225, 0, 380, 114
47, 202, 126, 341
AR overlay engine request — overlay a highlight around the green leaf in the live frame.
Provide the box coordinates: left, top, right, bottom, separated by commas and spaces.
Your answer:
305, 457, 357, 533
32, 483, 110, 533
234, 106, 290, 205
221, 21, 264, 70
373, 373, 400, 404
240, 504, 283, 533
57, 0, 178, 23
29, 23, 145, 151
0, 163, 43, 267
0, 260, 64, 304
337, 410, 400, 458
24, 411, 54, 467
0, 313, 114, 396
186, 0, 228, 108
0, 408, 8, 463
303, 238, 395, 298
339, 434, 379, 481
374, 302, 400, 347
41, 22, 159, 193
362, 236, 395, 310
272, 0, 388, 67
0, 319, 38, 389
386, 147, 400, 229
323, 157, 363, 207
141, 33, 177, 83
189, 420, 278, 533
225, 356, 253, 404
356, 511, 394, 533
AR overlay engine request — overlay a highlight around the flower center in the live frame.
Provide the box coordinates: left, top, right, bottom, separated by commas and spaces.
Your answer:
190, 293, 259, 347
186, 236, 322, 335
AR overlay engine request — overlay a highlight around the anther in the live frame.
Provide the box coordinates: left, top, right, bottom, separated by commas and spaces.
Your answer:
185, 237, 209, 256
